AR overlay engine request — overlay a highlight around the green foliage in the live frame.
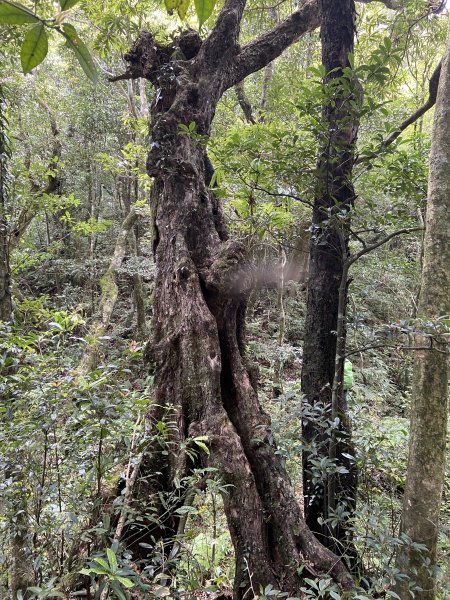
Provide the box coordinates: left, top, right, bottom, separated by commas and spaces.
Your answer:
163, 0, 217, 28
20, 22, 48, 73
0, 1, 97, 81
1, 1, 450, 598
71, 217, 113, 236
27, 577, 65, 598
61, 23, 98, 83
0, 1, 39, 25
193, 0, 216, 27
164, 0, 190, 21
79, 548, 136, 599
59, 0, 79, 10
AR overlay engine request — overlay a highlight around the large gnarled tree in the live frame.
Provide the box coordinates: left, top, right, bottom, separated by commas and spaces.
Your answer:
113, 0, 360, 596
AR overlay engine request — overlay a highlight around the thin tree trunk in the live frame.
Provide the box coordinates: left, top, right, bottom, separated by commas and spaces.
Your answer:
10, 506, 34, 600
273, 246, 286, 396
301, 0, 359, 550
0, 83, 12, 322
394, 16, 450, 599
126, 79, 148, 339
129, 230, 147, 339
80, 209, 138, 371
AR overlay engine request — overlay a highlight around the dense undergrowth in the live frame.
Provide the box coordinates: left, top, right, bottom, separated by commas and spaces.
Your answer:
1, 255, 449, 598
1, 1, 449, 597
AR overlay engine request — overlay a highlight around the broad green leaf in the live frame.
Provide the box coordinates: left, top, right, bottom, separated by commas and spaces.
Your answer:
194, 0, 216, 27
93, 556, 110, 570
20, 23, 48, 74
59, 0, 79, 8
194, 440, 210, 455
89, 568, 109, 576
115, 577, 134, 589
110, 582, 126, 600
164, 0, 177, 14
61, 23, 98, 83
0, 0, 39, 24
106, 548, 118, 573
177, 0, 190, 19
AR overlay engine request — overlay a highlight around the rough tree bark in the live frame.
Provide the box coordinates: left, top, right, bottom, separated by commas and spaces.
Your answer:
394, 16, 450, 600
113, 1, 357, 596
0, 83, 12, 322
300, 0, 359, 553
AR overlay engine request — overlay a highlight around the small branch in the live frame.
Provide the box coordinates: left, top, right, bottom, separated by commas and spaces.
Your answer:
109, 71, 137, 82
234, 173, 314, 207
356, 61, 441, 166
345, 342, 449, 357
235, 81, 256, 124
348, 227, 423, 266
229, 0, 320, 88
79, 208, 140, 372
358, 0, 404, 8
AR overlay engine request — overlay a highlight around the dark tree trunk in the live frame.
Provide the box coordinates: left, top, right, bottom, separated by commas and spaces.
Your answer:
301, 0, 359, 554
0, 84, 12, 323
114, 4, 355, 595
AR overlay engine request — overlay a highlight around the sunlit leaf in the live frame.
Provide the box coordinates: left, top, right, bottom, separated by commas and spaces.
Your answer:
59, 0, 79, 8
93, 557, 110, 570
61, 23, 98, 83
106, 548, 118, 573
164, 0, 177, 14
20, 22, 48, 74
177, 0, 190, 19
194, 0, 216, 27
115, 576, 134, 588
194, 440, 210, 455
0, 0, 39, 24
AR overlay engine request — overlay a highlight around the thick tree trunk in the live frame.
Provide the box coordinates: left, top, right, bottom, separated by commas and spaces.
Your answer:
394, 16, 450, 599
301, 0, 359, 552
117, 17, 353, 596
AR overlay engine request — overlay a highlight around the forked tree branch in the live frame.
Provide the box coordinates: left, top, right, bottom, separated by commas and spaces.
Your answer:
199, 0, 247, 67
348, 226, 423, 265
356, 60, 442, 165
228, 0, 320, 88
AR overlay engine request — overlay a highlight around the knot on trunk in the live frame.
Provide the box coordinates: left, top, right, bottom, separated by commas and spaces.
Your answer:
176, 29, 202, 60
202, 240, 252, 295
112, 31, 161, 80
111, 29, 202, 82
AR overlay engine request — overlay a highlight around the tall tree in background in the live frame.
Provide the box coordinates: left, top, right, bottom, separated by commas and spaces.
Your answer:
395, 15, 450, 600
0, 83, 11, 322
114, 1, 359, 595
301, 0, 359, 550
